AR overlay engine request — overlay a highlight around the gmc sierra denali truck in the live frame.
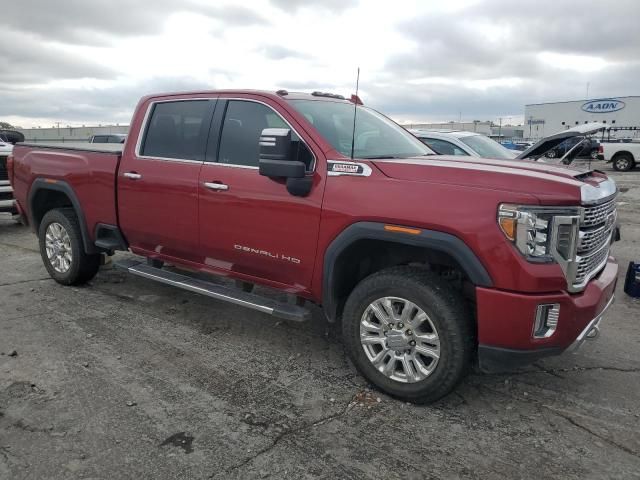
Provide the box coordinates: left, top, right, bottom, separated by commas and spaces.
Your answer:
9, 90, 619, 403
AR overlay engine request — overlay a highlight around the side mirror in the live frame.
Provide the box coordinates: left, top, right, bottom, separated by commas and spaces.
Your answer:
258, 128, 312, 197
259, 128, 304, 178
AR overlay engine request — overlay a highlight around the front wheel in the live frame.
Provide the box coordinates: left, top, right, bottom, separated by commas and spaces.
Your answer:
342, 267, 474, 404
39, 208, 101, 285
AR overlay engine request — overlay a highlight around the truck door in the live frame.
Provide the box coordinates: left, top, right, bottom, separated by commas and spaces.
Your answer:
197, 98, 325, 292
118, 98, 215, 263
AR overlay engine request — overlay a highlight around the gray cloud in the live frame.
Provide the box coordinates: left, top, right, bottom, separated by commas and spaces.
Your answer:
380, 0, 640, 121
259, 45, 309, 60
270, 0, 359, 12
0, 30, 115, 84
0, 0, 268, 46
1, 0, 638, 126
0, 77, 212, 125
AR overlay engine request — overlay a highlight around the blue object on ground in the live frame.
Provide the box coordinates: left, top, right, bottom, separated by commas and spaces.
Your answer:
624, 262, 640, 298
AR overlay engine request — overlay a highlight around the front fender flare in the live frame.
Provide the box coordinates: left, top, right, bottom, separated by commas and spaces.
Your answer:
322, 222, 493, 321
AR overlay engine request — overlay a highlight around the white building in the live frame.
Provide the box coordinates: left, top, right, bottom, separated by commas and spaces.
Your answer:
524, 96, 640, 140
18, 125, 130, 143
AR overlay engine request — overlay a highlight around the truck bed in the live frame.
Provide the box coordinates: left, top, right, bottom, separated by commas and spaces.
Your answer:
11, 142, 122, 240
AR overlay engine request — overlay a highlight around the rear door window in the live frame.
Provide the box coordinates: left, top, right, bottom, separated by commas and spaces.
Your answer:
141, 100, 213, 161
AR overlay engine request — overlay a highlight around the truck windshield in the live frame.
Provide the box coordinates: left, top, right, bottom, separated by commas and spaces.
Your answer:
459, 135, 514, 159
289, 100, 434, 159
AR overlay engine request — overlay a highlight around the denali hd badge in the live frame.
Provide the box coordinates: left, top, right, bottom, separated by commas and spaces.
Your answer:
327, 160, 372, 177
234, 245, 300, 264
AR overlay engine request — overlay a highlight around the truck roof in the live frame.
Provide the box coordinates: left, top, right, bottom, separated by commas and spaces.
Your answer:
142, 89, 354, 104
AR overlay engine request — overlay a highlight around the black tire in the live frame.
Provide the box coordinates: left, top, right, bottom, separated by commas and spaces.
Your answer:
342, 266, 474, 404
612, 153, 635, 172
38, 208, 101, 285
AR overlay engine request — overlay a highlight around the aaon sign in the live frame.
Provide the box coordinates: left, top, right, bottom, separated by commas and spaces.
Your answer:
581, 99, 626, 114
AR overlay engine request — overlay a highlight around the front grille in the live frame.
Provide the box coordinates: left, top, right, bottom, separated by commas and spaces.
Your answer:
573, 196, 617, 288
0, 155, 7, 181
578, 222, 613, 253
575, 242, 610, 285
582, 197, 616, 227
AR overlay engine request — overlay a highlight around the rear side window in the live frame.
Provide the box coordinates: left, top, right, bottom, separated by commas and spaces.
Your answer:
217, 100, 313, 169
141, 100, 211, 161
92, 135, 108, 143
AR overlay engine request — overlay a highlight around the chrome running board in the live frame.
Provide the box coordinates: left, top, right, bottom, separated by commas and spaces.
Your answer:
115, 259, 310, 322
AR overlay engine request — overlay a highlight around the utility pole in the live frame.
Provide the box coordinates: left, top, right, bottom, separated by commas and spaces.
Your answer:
498, 117, 502, 140
586, 82, 590, 99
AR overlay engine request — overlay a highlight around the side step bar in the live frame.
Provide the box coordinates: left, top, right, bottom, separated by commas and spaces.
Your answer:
114, 259, 310, 322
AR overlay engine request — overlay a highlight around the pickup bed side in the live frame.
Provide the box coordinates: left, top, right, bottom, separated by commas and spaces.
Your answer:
12, 144, 122, 252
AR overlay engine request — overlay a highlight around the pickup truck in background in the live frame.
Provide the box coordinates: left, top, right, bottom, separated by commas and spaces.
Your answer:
598, 141, 640, 171
0, 136, 16, 218
8, 90, 619, 403
89, 134, 128, 144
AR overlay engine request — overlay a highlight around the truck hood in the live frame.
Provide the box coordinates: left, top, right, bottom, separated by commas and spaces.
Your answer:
371, 156, 612, 204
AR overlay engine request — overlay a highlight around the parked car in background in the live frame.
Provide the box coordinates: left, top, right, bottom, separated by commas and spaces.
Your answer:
89, 134, 127, 144
0, 136, 16, 217
543, 137, 600, 160
599, 141, 640, 171
10, 89, 619, 403
516, 123, 607, 165
410, 129, 518, 159
501, 140, 534, 152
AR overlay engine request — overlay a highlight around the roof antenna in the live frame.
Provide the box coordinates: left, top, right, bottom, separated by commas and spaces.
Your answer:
350, 67, 360, 160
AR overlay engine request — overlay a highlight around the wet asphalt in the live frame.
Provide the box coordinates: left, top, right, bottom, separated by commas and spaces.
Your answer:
1, 165, 639, 479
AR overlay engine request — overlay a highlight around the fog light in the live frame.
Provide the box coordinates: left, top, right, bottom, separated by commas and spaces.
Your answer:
533, 304, 560, 338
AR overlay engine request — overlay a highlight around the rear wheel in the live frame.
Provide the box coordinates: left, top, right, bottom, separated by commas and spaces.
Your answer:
612, 153, 635, 171
39, 208, 101, 285
342, 266, 474, 404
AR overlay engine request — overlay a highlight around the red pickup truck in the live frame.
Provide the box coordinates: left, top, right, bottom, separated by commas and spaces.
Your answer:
8, 90, 619, 403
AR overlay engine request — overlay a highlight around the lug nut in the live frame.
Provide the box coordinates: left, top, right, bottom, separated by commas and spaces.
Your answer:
388, 323, 394, 329
397, 323, 404, 329
406, 330, 413, 335
410, 340, 416, 346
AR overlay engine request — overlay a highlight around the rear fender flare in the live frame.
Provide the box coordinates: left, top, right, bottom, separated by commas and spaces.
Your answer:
28, 178, 97, 254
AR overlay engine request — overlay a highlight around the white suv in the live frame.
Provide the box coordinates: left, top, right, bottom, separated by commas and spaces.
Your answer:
409, 129, 518, 160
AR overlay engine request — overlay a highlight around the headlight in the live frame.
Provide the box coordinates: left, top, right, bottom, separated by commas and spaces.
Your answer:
498, 204, 581, 263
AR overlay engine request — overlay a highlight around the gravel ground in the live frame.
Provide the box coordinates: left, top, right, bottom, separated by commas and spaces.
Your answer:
1, 165, 639, 480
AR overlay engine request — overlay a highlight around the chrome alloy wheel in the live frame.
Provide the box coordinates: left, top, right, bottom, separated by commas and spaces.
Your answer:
360, 297, 440, 383
45, 222, 73, 273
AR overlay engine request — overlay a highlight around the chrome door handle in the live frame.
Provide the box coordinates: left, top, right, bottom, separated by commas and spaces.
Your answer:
204, 182, 229, 191
123, 172, 142, 180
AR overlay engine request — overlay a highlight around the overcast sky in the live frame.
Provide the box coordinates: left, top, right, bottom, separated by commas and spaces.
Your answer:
1, 0, 639, 128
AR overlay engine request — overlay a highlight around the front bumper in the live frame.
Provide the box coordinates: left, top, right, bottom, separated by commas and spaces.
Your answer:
476, 256, 618, 372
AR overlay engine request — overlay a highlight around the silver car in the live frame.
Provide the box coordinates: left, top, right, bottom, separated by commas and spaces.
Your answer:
409, 129, 518, 159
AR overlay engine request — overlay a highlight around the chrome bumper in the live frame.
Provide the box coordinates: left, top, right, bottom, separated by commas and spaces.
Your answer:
568, 294, 615, 353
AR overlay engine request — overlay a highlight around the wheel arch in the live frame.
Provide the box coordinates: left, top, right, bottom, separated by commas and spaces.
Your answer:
611, 150, 635, 161
322, 222, 493, 322
28, 178, 97, 254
